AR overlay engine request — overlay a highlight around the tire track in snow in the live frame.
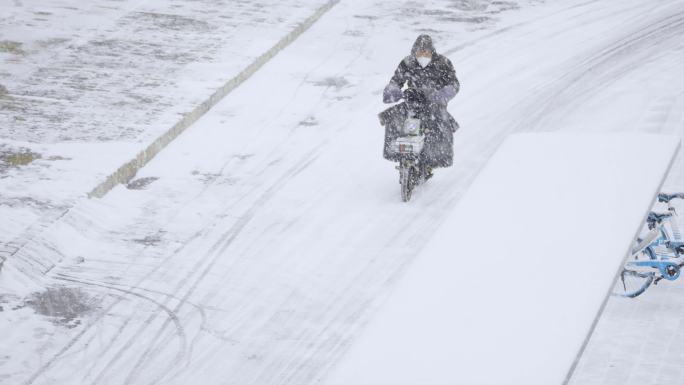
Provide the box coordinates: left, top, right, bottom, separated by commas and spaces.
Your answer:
23, 176, 274, 384
30, 151, 320, 385
525, 10, 684, 134
53, 275, 188, 359
111, 150, 322, 385
51, 273, 213, 381
23, 133, 322, 383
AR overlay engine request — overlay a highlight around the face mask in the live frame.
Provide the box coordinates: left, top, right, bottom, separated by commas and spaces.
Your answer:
417, 56, 431, 68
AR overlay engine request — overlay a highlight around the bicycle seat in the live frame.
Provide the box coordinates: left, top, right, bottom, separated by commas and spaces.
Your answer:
658, 192, 684, 203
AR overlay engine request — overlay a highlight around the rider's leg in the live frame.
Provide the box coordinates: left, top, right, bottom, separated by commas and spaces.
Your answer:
418, 152, 433, 182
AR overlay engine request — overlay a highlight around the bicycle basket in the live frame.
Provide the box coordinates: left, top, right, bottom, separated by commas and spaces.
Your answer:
391, 135, 425, 155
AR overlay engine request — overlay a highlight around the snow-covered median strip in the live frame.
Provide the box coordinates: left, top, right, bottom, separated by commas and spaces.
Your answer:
324, 133, 680, 385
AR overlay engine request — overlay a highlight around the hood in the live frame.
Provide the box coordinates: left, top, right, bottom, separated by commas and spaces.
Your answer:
411, 34, 436, 57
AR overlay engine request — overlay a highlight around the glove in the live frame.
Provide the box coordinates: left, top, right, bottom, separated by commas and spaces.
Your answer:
426, 85, 457, 105
383, 83, 403, 103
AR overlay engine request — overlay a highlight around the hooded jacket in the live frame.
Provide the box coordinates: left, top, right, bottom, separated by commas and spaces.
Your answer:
383, 35, 460, 105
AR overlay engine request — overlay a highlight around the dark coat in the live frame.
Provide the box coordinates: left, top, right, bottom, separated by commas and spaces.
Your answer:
380, 35, 459, 167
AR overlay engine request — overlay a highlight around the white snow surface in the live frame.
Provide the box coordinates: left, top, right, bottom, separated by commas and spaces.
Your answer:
2, 0, 684, 384
324, 133, 679, 385
0, 0, 333, 260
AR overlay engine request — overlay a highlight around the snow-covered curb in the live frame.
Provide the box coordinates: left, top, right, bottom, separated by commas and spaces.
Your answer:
88, 0, 340, 198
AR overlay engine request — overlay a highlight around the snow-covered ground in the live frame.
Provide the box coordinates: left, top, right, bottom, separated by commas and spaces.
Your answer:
0, 0, 333, 269
2, 0, 684, 384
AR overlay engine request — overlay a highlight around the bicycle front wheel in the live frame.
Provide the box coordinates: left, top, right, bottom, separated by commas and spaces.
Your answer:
612, 237, 657, 298
612, 269, 654, 298
399, 162, 414, 202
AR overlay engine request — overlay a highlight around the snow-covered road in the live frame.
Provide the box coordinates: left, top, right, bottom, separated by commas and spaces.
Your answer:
3, 0, 684, 384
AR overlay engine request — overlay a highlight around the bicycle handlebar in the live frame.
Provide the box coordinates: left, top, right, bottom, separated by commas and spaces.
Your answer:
648, 211, 673, 225
658, 193, 684, 203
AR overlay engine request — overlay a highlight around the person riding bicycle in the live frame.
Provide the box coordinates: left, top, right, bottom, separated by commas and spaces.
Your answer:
381, 34, 460, 178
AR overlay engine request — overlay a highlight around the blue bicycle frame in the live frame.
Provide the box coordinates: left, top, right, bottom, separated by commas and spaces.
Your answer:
625, 194, 684, 283
614, 193, 684, 297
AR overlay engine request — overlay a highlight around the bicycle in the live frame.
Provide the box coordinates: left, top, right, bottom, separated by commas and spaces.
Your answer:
380, 88, 432, 202
612, 192, 684, 298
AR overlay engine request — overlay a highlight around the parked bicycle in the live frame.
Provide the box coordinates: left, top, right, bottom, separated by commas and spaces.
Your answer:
613, 192, 684, 298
